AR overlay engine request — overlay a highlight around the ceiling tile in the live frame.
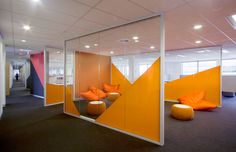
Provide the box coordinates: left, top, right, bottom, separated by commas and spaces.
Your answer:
96, 0, 152, 20
84, 9, 126, 27
75, 0, 101, 7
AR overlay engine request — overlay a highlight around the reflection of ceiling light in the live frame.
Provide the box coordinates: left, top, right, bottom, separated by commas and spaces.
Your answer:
222, 50, 230, 53
94, 44, 98, 46
193, 24, 203, 30
20, 49, 24, 51
57, 51, 61, 54
177, 55, 186, 57
21, 40, 26, 43
205, 50, 211, 52
197, 50, 205, 53
150, 46, 155, 49
23, 25, 31, 31
110, 51, 114, 54
134, 39, 139, 43
195, 40, 202, 44
84, 45, 90, 48
132, 36, 139, 40
32, 0, 40, 3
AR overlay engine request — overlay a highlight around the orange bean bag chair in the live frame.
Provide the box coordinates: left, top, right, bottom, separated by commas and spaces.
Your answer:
103, 83, 120, 94
90, 86, 107, 99
177, 91, 217, 111
80, 90, 100, 101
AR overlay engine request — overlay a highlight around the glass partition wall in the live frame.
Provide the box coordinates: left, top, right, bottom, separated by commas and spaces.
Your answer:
64, 14, 164, 145
44, 47, 64, 106
165, 46, 222, 82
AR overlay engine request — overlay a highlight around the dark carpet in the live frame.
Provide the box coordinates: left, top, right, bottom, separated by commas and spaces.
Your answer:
1, 84, 236, 152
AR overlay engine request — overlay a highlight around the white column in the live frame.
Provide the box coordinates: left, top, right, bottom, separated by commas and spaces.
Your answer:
0, 35, 6, 117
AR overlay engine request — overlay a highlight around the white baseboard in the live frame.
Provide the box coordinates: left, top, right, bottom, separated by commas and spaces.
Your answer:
32, 94, 44, 99
45, 102, 64, 107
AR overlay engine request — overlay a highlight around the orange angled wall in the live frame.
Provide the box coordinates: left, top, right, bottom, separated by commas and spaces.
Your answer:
165, 66, 221, 106
97, 59, 161, 142
65, 85, 80, 115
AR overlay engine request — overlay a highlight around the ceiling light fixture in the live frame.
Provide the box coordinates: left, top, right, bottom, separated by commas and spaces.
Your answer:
150, 46, 155, 49
84, 45, 90, 49
110, 51, 114, 54
132, 36, 139, 40
193, 24, 203, 30
134, 39, 139, 43
21, 40, 26, 43
94, 44, 98, 46
56, 51, 61, 54
23, 25, 31, 31
195, 40, 202, 44
32, 0, 40, 3
226, 14, 236, 30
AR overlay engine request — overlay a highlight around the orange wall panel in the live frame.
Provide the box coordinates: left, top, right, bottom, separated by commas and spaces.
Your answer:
97, 59, 161, 142
111, 64, 131, 94
165, 66, 221, 106
46, 84, 64, 105
75, 52, 111, 97
65, 85, 80, 115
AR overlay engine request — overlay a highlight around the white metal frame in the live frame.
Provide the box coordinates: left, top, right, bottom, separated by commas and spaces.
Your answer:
63, 12, 165, 146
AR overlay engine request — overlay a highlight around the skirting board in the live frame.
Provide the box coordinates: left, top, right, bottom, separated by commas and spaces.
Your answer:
45, 102, 64, 107
64, 112, 163, 146
32, 94, 44, 99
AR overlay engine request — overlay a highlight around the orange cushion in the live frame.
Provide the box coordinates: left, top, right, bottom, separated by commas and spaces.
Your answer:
80, 90, 99, 101
192, 100, 217, 111
90, 86, 107, 99
178, 91, 205, 105
103, 83, 120, 93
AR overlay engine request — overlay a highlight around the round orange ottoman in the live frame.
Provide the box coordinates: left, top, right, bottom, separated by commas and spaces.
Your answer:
87, 101, 106, 115
107, 92, 120, 102
171, 104, 194, 120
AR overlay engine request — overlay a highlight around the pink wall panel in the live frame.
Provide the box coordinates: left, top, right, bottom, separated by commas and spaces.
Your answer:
31, 52, 44, 86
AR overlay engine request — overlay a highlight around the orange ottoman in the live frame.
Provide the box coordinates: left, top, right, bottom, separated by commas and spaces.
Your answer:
107, 92, 120, 102
171, 104, 194, 121
87, 101, 106, 115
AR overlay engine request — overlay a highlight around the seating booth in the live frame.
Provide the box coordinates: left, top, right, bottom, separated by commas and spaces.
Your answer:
165, 46, 222, 109
64, 14, 165, 145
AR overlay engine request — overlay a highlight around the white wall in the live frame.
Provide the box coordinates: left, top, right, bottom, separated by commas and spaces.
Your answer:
0, 35, 6, 117
222, 76, 236, 92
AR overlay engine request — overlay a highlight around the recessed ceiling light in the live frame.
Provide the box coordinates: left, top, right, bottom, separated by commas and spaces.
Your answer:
21, 40, 26, 43
56, 51, 61, 54
222, 50, 230, 53
226, 14, 236, 30
84, 45, 90, 49
134, 39, 139, 43
193, 24, 203, 30
110, 51, 114, 54
94, 44, 98, 46
195, 40, 202, 44
150, 46, 155, 49
132, 36, 139, 40
177, 55, 186, 57
23, 25, 31, 31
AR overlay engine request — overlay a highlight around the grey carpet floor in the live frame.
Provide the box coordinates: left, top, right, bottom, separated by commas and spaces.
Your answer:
1, 84, 236, 152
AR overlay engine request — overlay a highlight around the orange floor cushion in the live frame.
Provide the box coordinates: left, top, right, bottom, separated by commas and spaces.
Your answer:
178, 91, 217, 111
192, 100, 217, 111
90, 86, 107, 99
103, 83, 120, 93
80, 90, 99, 101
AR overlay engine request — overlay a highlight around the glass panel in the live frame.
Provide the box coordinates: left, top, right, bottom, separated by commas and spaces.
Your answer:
222, 59, 236, 75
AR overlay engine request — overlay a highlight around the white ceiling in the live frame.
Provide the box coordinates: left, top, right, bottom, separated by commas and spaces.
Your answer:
0, 0, 236, 59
